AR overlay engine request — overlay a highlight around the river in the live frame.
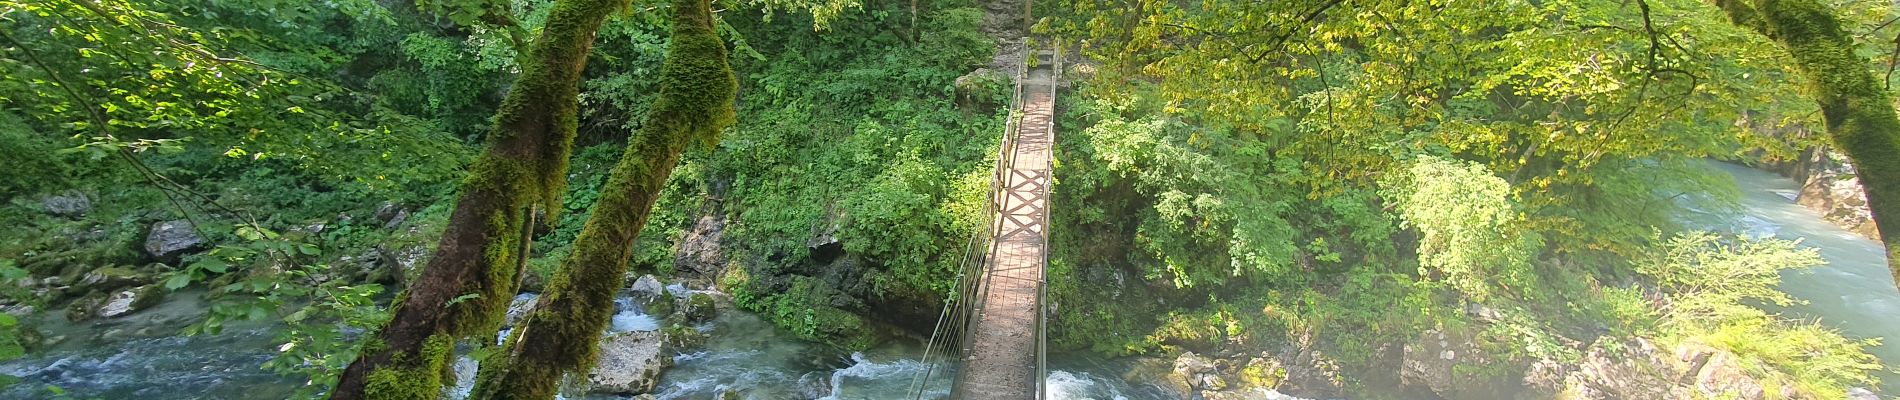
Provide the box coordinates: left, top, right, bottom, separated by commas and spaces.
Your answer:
1690, 162, 1900, 391
0, 163, 1892, 399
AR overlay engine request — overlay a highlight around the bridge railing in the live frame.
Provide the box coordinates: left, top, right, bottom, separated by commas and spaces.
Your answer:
1033, 39, 1060, 400
908, 35, 1035, 399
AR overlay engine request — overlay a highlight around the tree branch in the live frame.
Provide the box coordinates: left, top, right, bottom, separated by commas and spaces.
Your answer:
1246, 0, 1347, 64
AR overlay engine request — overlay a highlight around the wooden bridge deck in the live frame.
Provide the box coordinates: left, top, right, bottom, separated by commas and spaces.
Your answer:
953, 53, 1055, 400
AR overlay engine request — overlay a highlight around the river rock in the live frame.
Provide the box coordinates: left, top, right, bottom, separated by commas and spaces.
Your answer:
97, 285, 165, 319
682, 293, 717, 323
793, 371, 832, 398
586, 331, 672, 394
41, 192, 90, 217
630, 275, 665, 300
143, 220, 205, 259
66, 284, 164, 321
80, 266, 149, 292
1164, 352, 1221, 395
1, 304, 34, 318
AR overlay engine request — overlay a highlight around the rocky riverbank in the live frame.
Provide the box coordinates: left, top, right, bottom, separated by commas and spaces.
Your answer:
1755, 144, 1881, 240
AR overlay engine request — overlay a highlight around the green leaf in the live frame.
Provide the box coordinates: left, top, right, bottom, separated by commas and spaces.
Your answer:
164, 273, 192, 290
444, 293, 480, 308
297, 244, 320, 256
237, 226, 263, 241
192, 257, 230, 274
284, 309, 308, 323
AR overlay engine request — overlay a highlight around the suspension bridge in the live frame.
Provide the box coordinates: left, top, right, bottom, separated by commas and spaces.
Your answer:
911, 43, 1061, 399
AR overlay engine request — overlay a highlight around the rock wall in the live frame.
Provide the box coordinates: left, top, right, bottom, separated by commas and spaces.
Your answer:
1796, 158, 1881, 239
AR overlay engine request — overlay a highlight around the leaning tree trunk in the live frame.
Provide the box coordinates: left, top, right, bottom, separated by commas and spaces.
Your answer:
1713, 0, 1900, 289
466, 0, 736, 398
328, 0, 623, 398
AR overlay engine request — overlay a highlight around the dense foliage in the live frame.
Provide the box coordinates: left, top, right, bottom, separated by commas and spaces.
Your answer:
1040, 0, 1894, 397
1, 0, 1896, 398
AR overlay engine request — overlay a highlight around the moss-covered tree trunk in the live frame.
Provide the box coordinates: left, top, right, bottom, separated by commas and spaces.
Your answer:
1713, 0, 1900, 289
466, 0, 736, 398
329, 0, 623, 398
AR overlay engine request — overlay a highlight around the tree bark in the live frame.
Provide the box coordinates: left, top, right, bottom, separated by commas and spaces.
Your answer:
1713, 0, 1900, 289
466, 0, 736, 397
328, 0, 622, 398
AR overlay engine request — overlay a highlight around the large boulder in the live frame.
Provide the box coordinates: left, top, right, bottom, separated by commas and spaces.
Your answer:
586, 331, 672, 394
97, 285, 165, 319
41, 192, 90, 217
143, 220, 205, 259
1163, 352, 1221, 396
65, 284, 164, 321
629, 275, 666, 300
682, 293, 718, 323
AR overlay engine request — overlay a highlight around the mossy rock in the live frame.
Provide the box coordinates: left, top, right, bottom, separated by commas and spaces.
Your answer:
64, 291, 108, 322
125, 284, 166, 312
661, 324, 707, 349
1239, 357, 1287, 390
683, 293, 716, 323
648, 291, 676, 318
805, 306, 879, 350
56, 263, 94, 286
67, 284, 165, 321
79, 266, 149, 292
